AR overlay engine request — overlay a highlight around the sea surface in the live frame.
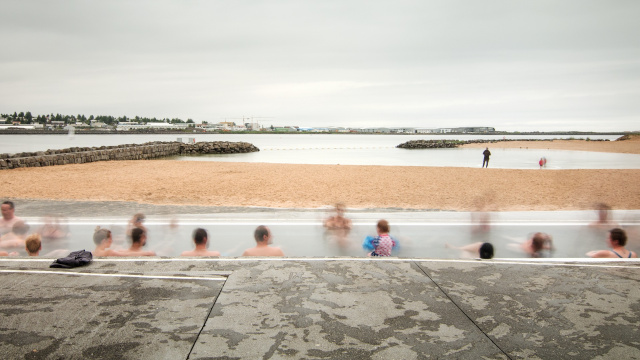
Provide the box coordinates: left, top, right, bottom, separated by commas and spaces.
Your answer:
1, 133, 638, 169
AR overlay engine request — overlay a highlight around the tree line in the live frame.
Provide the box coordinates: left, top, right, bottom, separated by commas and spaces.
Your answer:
1, 111, 194, 126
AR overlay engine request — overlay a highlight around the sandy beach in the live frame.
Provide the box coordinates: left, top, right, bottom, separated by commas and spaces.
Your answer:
461, 135, 640, 154
1, 136, 639, 212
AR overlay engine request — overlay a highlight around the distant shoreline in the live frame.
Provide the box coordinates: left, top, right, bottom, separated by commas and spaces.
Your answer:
0, 129, 633, 136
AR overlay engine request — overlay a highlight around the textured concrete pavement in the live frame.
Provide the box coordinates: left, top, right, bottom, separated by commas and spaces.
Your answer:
1, 258, 639, 359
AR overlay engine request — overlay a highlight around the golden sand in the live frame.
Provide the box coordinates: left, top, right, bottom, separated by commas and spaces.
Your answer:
1, 136, 639, 211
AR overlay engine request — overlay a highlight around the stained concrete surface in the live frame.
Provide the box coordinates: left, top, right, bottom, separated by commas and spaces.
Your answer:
0, 258, 639, 359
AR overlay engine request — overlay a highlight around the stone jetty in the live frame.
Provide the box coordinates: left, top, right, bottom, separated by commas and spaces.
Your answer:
0, 141, 259, 170
397, 137, 610, 149
396, 140, 465, 149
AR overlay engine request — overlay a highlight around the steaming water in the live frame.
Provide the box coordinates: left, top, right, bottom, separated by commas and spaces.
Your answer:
17, 210, 640, 259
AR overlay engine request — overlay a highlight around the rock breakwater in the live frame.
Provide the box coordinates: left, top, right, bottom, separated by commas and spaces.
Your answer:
397, 138, 610, 149
0, 141, 259, 170
396, 140, 465, 149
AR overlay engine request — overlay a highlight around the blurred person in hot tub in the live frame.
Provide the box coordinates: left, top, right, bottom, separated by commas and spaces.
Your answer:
0, 220, 30, 254
323, 203, 353, 249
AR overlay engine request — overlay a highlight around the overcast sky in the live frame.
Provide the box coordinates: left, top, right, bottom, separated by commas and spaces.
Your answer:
1, 1, 639, 131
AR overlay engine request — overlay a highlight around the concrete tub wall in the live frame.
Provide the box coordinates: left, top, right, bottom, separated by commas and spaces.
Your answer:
0, 141, 259, 170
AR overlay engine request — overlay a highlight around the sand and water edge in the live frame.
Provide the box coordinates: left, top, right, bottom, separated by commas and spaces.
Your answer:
1, 136, 639, 212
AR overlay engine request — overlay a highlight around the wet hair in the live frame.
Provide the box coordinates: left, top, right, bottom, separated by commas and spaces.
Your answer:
193, 228, 208, 245
479, 243, 494, 259
93, 227, 112, 245
2, 201, 14, 209
377, 219, 390, 233
12, 221, 29, 235
254, 225, 269, 242
131, 227, 145, 244
531, 233, 551, 257
609, 228, 627, 246
25, 234, 41, 254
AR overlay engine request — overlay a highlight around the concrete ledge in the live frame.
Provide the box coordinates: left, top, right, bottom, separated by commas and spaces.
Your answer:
1, 258, 639, 359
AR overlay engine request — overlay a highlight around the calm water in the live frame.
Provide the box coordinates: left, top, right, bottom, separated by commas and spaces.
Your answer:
1, 133, 637, 169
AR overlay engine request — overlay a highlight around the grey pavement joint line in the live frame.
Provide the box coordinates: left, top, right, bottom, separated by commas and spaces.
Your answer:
0, 269, 227, 281
412, 261, 514, 360
186, 277, 227, 359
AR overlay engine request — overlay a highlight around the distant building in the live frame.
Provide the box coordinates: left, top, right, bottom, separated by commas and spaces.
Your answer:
452, 127, 495, 133
0, 124, 37, 130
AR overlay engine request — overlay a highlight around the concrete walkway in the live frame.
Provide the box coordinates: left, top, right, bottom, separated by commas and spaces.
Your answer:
1, 258, 639, 359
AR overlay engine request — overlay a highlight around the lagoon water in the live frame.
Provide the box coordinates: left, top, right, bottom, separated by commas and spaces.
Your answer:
1, 133, 638, 169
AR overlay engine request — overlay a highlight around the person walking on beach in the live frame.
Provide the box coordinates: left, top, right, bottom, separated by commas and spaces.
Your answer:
181, 228, 221, 257
482, 148, 491, 168
242, 225, 284, 257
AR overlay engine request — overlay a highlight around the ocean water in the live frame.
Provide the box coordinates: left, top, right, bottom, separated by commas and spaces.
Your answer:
1, 133, 638, 169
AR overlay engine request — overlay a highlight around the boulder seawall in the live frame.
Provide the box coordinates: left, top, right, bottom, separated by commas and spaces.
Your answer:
0, 141, 259, 170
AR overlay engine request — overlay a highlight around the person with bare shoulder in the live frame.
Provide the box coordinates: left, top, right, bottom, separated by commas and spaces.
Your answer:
0, 220, 30, 252
92, 227, 127, 257
587, 228, 637, 258
589, 203, 619, 230
242, 225, 284, 257
181, 228, 221, 257
122, 227, 156, 256
1, 201, 22, 236
323, 203, 352, 230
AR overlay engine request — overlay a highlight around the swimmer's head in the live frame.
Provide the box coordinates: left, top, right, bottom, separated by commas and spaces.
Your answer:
531, 233, 551, 256
377, 219, 390, 233
193, 228, 208, 245
479, 243, 494, 259
609, 228, 627, 246
12, 220, 29, 235
254, 225, 271, 243
25, 234, 42, 255
133, 213, 145, 223
93, 227, 112, 245
131, 227, 146, 245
